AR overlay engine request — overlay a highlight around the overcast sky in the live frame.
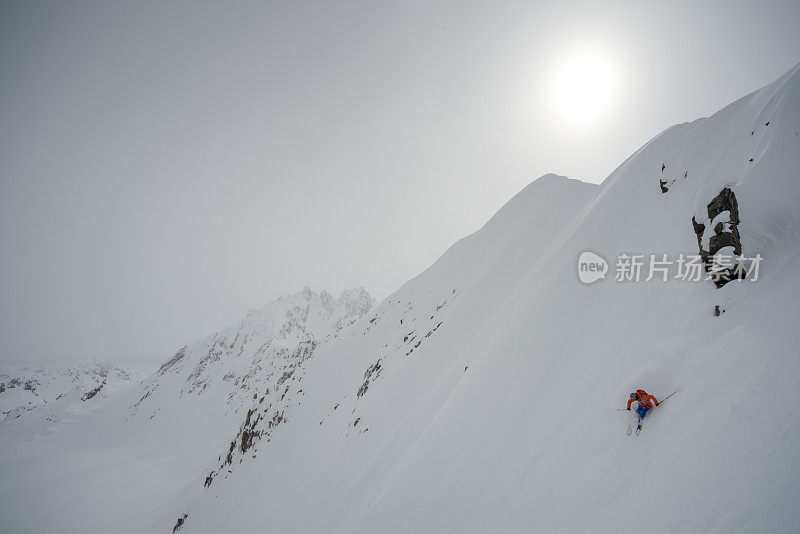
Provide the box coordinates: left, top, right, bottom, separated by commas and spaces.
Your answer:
1, 1, 798, 363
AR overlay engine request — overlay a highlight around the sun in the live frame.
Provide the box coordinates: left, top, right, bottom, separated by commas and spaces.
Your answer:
550, 50, 617, 128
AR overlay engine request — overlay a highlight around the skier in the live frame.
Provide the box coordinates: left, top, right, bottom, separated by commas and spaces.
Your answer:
627, 389, 659, 432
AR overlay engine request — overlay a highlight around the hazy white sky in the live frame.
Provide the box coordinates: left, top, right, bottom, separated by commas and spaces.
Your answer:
1, 0, 799, 363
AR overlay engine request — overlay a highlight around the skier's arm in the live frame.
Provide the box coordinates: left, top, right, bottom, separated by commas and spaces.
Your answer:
643, 394, 659, 406
626, 398, 634, 410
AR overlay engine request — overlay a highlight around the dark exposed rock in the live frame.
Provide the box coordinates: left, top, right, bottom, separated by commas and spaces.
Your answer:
212, 405, 284, 480
82, 380, 106, 401
713, 305, 726, 317
267, 410, 284, 429
159, 346, 188, 375
691, 187, 747, 288
660, 176, 677, 193
134, 388, 152, 408
0, 383, 4, 393
357, 359, 382, 398
23, 379, 39, 394
173, 513, 188, 533
276, 369, 294, 387
239, 408, 263, 455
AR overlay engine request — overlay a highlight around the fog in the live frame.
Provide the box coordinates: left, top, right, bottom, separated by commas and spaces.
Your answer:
1, 0, 798, 362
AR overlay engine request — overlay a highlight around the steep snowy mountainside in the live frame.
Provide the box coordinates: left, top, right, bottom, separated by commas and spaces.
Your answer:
128, 287, 373, 486
1, 63, 798, 534
0, 288, 373, 534
0, 359, 153, 423
471, 62, 800, 533
179, 64, 800, 533
170, 174, 599, 529
135, 287, 372, 413
194, 175, 599, 489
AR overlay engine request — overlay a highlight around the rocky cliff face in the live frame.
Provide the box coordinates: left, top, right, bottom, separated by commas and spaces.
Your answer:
136, 287, 373, 412
132, 287, 374, 483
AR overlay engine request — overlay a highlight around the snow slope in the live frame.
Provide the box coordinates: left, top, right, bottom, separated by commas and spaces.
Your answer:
2, 63, 799, 533
177, 64, 800, 532
0, 360, 155, 533
0, 288, 373, 533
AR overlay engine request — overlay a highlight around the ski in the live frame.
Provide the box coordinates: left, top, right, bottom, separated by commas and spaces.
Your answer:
626, 424, 632, 435
635, 417, 643, 435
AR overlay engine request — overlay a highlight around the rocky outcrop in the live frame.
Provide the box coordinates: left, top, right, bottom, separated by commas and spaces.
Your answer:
172, 513, 188, 533
691, 187, 747, 287
158, 346, 187, 375
357, 359, 382, 398
181, 288, 374, 488
81, 380, 106, 401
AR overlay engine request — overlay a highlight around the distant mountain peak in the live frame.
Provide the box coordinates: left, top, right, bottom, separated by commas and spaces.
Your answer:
137, 287, 374, 414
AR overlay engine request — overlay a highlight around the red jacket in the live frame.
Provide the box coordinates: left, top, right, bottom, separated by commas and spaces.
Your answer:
627, 390, 659, 410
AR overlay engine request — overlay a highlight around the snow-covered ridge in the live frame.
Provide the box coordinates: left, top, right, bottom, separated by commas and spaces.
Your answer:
176, 63, 800, 533
137, 287, 372, 407
2, 63, 799, 533
126, 287, 373, 486
0, 359, 152, 422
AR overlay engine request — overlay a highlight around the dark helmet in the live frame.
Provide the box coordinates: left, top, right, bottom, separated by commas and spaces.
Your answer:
630, 393, 638, 400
